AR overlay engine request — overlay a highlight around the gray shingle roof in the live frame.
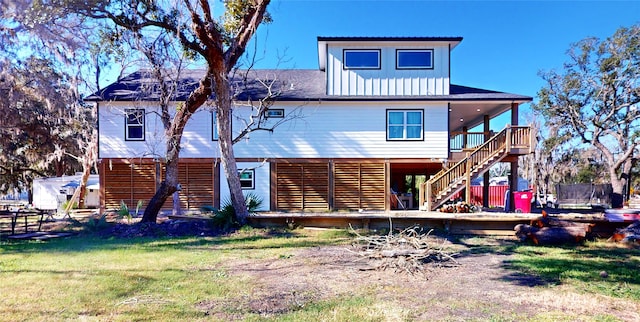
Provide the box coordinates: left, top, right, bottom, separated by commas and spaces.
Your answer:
85, 69, 532, 103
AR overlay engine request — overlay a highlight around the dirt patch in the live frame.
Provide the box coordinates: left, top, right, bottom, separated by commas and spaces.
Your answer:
41, 219, 639, 320
202, 238, 640, 321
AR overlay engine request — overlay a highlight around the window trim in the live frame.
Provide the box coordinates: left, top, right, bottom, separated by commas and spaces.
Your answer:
386, 109, 425, 141
343, 49, 381, 70
266, 109, 284, 118
124, 109, 145, 141
396, 49, 434, 70
238, 169, 255, 190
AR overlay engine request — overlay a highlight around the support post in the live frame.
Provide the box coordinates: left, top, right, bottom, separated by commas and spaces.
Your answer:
465, 152, 471, 204
426, 183, 432, 211
462, 126, 468, 149
419, 182, 425, 210
483, 114, 490, 208
509, 103, 519, 212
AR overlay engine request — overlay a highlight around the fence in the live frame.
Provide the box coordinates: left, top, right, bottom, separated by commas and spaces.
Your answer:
556, 183, 612, 207
451, 185, 509, 208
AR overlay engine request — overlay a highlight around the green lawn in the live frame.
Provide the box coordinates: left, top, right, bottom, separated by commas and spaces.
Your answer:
1, 227, 638, 321
507, 241, 640, 301
0, 228, 354, 321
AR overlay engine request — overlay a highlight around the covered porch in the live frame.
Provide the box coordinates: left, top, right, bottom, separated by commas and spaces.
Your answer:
418, 100, 533, 211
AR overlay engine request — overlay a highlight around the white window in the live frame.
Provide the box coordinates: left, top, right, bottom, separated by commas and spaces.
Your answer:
396, 49, 434, 69
125, 109, 145, 141
239, 169, 255, 190
387, 110, 424, 141
344, 49, 381, 69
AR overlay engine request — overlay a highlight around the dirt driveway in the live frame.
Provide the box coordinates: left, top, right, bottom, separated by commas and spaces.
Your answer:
201, 235, 639, 321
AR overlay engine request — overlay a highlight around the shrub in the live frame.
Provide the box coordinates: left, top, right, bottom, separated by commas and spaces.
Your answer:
210, 193, 263, 231
84, 213, 110, 232
117, 200, 132, 223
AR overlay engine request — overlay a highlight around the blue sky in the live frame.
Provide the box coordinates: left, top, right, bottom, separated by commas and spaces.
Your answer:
246, 0, 639, 122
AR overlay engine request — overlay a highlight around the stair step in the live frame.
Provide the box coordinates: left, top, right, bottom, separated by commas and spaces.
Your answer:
427, 130, 526, 210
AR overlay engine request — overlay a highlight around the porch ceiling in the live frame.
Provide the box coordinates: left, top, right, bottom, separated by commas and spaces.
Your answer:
449, 102, 512, 132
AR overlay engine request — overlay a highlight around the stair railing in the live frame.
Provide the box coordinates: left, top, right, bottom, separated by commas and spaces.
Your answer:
419, 125, 531, 211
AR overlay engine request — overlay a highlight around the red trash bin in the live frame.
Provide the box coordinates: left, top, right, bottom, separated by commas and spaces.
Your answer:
513, 191, 532, 213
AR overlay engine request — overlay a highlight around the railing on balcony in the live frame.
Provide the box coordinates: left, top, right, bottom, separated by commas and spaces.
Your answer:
419, 125, 532, 211
450, 131, 492, 151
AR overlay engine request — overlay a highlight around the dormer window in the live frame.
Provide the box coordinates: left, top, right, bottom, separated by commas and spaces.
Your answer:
343, 49, 381, 69
396, 49, 434, 69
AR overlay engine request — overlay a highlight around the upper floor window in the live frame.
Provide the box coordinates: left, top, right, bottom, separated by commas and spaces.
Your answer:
387, 110, 424, 141
396, 49, 434, 69
125, 109, 145, 141
344, 49, 381, 69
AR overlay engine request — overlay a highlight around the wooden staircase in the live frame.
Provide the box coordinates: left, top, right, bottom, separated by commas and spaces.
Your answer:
419, 125, 532, 211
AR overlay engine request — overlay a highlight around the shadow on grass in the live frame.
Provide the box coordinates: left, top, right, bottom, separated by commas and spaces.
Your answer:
439, 233, 638, 289
490, 243, 640, 300
0, 225, 350, 255
503, 245, 639, 281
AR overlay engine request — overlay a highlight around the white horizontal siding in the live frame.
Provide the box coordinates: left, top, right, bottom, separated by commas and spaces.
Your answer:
98, 102, 218, 159
231, 102, 448, 159
326, 43, 451, 96
98, 101, 449, 160
219, 162, 270, 211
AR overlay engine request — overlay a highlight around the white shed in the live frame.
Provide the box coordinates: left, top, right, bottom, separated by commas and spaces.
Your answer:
32, 174, 100, 211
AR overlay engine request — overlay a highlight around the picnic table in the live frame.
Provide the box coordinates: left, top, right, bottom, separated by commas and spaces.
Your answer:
0, 209, 46, 235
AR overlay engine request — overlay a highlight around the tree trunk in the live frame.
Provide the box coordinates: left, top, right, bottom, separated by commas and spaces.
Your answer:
609, 160, 633, 209
214, 71, 248, 224
141, 157, 179, 222
515, 224, 590, 245
140, 71, 213, 223
141, 135, 181, 222
78, 130, 97, 208
172, 190, 182, 216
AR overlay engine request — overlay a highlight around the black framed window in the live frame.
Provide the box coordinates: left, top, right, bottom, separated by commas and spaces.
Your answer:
125, 109, 145, 141
344, 49, 381, 69
266, 109, 284, 118
396, 49, 434, 69
386, 110, 424, 141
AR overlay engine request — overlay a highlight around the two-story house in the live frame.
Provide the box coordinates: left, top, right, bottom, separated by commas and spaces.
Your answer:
88, 36, 532, 213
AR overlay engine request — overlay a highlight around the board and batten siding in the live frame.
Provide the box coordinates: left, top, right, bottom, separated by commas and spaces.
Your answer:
97, 101, 448, 160
325, 42, 451, 96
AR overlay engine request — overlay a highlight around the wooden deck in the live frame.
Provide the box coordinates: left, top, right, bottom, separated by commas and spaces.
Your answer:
248, 210, 622, 236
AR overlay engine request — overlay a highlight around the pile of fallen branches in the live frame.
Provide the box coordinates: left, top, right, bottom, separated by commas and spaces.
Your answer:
350, 224, 458, 275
